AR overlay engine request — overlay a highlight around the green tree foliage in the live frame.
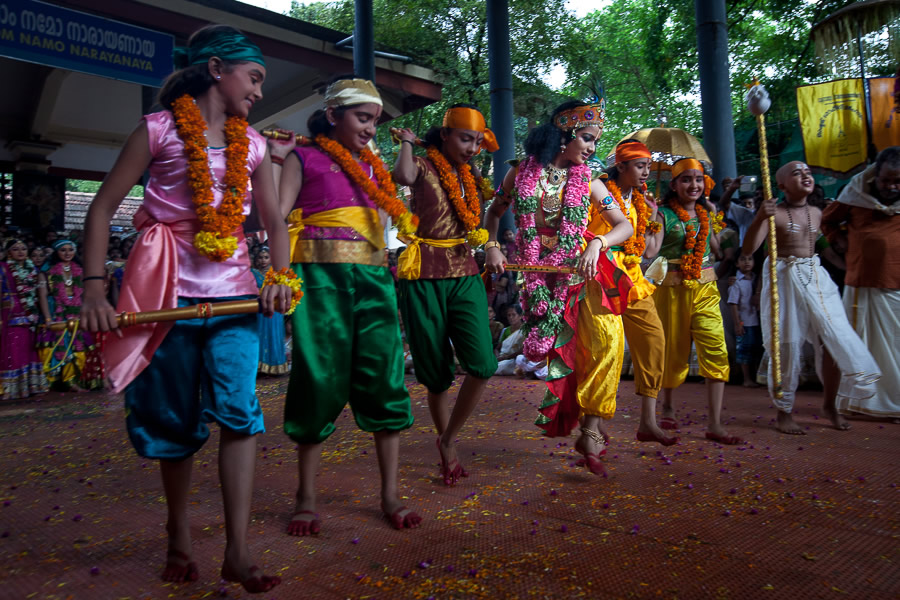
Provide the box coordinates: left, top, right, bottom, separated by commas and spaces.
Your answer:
66, 179, 143, 198
290, 0, 892, 175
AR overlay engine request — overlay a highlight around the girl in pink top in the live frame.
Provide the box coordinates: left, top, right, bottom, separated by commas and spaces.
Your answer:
80, 25, 292, 594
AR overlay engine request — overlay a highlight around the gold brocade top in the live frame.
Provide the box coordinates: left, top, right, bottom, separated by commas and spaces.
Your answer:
535, 177, 564, 229
588, 190, 655, 303
408, 156, 478, 279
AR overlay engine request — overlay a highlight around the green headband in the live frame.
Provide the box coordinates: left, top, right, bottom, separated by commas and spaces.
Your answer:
173, 32, 266, 70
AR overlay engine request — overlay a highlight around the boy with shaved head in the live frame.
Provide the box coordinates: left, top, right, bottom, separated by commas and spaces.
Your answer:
743, 161, 880, 435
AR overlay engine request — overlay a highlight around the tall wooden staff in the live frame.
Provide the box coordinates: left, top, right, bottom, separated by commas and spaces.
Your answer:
746, 81, 782, 398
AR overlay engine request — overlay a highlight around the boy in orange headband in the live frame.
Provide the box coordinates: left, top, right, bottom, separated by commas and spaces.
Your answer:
392, 104, 498, 485
645, 157, 741, 445
590, 139, 677, 445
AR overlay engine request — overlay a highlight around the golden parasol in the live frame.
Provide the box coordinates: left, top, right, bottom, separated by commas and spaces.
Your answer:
604, 127, 713, 197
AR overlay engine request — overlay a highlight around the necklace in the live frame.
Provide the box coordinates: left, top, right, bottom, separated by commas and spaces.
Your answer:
425, 146, 487, 247
545, 163, 568, 187
171, 94, 250, 262
62, 263, 73, 287
313, 134, 418, 238
785, 202, 815, 286
670, 200, 709, 286
512, 155, 592, 360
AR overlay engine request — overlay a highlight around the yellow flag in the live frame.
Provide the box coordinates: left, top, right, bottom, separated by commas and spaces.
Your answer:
796, 79, 867, 175
869, 77, 900, 153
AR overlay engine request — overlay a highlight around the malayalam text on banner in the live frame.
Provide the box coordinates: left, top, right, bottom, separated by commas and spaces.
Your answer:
0, 0, 173, 87
797, 78, 867, 175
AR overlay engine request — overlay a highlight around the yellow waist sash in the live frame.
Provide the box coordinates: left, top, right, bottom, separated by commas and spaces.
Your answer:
397, 234, 466, 280
287, 207, 384, 262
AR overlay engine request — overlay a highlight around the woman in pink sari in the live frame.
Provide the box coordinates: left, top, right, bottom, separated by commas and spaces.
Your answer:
0, 239, 48, 399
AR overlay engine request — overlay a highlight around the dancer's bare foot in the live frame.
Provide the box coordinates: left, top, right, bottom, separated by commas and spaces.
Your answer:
381, 497, 421, 530
162, 521, 197, 583
287, 497, 320, 536
776, 411, 806, 435
742, 381, 761, 388
574, 426, 608, 475
705, 422, 743, 445
436, 437, 467, 486
221, 544, 280, 594
636, 421, 679, 446
823, 408, 851, 431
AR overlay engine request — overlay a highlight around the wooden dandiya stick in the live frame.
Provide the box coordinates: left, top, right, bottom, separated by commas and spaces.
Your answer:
504, 263, 578, 274
747, 81, 782, 399
259, 128, 311, 145
47, 299, 275, 333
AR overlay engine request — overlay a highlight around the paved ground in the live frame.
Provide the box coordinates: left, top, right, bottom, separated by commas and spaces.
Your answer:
0, 375, 897, 600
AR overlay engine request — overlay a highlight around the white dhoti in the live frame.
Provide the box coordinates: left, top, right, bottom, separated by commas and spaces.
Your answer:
761, 256, 880, 412
841, 286, 900, 417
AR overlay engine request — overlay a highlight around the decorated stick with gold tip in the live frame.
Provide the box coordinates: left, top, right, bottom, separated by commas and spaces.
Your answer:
746, 80, 782, 399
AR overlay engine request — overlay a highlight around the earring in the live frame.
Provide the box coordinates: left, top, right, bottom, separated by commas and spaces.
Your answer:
560, 144, 566, 151
329, 121, 335, 126
215, 75, 221, 80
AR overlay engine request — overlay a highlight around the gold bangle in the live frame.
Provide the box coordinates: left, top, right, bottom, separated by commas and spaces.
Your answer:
597, 235, 609, 251
484, 241, 501, 251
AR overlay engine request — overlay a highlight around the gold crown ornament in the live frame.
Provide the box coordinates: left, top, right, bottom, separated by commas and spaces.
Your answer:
554, 96, 605, 133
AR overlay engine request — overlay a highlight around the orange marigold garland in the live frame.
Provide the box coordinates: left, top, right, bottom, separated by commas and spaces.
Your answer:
262, 267, 304, 315
313, 134, 418, 237
425, 146, 488, 247
670, 201, 710, 286
475, 175, 495, 203
711, 210, 726, 234
172, 94, 250, 262
607, 180, 652, 266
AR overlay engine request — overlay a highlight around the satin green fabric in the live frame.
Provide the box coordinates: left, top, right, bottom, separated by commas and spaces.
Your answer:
173, 32, 266, 69
125, 296, 263, 460
658, 205, 712, 261
398, 275, 497, 393
284, 263, 412, 444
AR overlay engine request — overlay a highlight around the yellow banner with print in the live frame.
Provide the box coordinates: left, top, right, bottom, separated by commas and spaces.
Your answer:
797, 78, 867, 175
869, 77, 900, 153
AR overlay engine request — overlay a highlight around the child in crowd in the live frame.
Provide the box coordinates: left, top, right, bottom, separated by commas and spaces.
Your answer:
727, 253, 761, 387
743, 161, 880, 434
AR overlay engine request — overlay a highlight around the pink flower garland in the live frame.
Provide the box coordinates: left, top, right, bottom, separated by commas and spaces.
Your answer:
513, 156, 592, 360
49, 262, 83, 308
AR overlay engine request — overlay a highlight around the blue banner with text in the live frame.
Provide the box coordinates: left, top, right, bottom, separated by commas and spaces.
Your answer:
0, 0, 173, 87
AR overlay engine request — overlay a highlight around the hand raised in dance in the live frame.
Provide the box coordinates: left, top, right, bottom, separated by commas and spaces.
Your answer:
266, 128, 296, 163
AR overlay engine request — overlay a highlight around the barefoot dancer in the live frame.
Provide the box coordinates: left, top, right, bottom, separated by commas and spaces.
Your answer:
80, 26, 293, 593
392, 105, 498, 485
595, 140, 677, 446
485, 98, 634, 476
743, 161, 880, 434
278, 78, 421, 534
644, 158, 741, 445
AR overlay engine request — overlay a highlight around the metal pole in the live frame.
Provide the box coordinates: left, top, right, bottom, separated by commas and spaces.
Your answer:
856, 21, 877, 162
353, 0, 375, 81
694, 0, 737, 183
487, 0, 516, 234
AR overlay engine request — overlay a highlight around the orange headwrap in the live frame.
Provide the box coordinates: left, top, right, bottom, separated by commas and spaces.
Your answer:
442, 107, 500, 152
615, 141, 651, 164
671, 158, 704, 180
703, 174, 715, 198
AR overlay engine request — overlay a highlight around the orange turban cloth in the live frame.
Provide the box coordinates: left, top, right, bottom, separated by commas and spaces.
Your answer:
671, 158, 704, 180
615, 141, 651, 163
442, 107, 500, 152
